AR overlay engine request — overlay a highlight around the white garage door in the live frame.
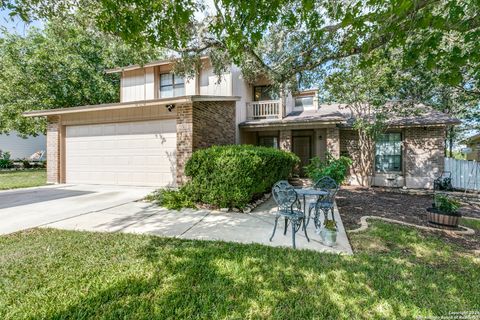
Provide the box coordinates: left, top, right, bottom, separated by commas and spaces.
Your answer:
65, 119, 176, 187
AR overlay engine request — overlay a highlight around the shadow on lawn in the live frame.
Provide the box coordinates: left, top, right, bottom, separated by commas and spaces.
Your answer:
48, 223, 479, 319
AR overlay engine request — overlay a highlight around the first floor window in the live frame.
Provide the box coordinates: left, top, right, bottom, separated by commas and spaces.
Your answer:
258, 136, 279, 148
160, 73, 185, 98
375, 133, 402, 172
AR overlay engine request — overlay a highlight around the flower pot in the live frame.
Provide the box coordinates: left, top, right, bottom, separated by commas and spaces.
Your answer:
321, 228, 337, 247
427, 208, 460, 228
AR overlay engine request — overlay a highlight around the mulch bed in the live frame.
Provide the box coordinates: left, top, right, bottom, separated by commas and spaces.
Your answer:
336, 186, 480, 251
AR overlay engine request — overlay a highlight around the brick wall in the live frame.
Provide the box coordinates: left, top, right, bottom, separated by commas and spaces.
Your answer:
176, 100, 236, 185
339, 126, 446, 188
326, 127, 340, 157
46, 116, 60, 184
192, 101, 236, 149
404, 126, 445, 188
339, 129, 361, 173
176, 104, 194, 185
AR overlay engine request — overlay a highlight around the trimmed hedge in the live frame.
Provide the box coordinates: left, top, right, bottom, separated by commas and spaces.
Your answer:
184, 145, 299, 208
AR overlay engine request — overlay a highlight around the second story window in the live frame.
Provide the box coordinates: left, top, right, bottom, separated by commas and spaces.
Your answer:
160, 73, 185, 98
295, 96, 314, 109
253, 85, 278, 101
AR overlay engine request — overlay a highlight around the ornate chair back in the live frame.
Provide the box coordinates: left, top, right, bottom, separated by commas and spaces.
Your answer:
313, 176, 339, 202
272, 180, 298, 213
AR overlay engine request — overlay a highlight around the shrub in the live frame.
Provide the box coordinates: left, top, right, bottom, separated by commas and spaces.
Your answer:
145, 188, 195, 210
22, 159, 32, 169
434, 194, 461, 215
0, 151, 13, 169
184, 145, 299, 208
305, 152, 352, 185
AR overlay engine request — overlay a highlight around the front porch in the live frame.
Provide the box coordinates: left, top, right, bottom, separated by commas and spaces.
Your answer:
241, 126, 341, 176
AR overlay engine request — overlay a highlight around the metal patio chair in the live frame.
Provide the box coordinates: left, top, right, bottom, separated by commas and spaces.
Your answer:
433, 171, 453, 191
270, 180, 309, 249
308, 176, 339, 228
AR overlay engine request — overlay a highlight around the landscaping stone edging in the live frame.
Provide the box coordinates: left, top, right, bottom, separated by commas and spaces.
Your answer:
349, 216, 475, 235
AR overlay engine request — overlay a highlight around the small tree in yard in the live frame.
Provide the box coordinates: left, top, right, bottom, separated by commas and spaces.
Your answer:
323, 58, 393, 187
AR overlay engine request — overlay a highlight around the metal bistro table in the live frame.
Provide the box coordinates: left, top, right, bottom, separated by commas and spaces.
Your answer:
295, 187, 329, 226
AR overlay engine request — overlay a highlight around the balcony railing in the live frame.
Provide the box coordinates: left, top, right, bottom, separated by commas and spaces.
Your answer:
246, 100, 281, 120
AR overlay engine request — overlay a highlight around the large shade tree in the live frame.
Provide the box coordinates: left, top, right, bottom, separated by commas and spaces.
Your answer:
0, 16, 162, 135
3, 0, 479, 91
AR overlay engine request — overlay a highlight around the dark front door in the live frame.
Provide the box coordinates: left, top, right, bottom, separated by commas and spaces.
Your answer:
292, 136, 312, 176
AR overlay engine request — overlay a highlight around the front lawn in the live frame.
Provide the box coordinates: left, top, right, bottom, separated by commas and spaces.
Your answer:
1, 223, 479, 319
0, 169, 46, 190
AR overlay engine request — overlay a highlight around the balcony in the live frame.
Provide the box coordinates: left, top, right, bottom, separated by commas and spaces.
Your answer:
246, 100, 281, 120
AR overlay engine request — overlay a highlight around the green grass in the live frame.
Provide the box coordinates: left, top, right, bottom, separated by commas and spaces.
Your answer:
1, 222, 479, 319
460, 218, 480, 231
0, 169, 46, 190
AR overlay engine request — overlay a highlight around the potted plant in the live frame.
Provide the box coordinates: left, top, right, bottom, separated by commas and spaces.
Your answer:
427, 194, 462, 228
321, 219, 337, 246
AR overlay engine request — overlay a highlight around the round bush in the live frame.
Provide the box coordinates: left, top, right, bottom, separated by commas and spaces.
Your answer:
184, 145, 299, 208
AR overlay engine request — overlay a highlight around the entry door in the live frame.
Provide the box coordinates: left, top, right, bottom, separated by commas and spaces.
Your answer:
292, 136, 312, 176
65, 119, 177, 187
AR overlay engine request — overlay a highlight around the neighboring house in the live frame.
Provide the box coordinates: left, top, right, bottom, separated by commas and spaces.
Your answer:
24, 57, 459, 188
464, 133, 480, 161
0, 131, 46, 160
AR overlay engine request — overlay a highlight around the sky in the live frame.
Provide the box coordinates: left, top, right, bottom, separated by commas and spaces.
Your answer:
0, 8, 43, 35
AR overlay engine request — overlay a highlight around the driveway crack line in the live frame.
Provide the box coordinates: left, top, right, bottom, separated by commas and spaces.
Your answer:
177, 211, 211, 238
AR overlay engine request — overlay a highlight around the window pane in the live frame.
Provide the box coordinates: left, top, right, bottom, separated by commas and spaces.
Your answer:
375, 133, 402, 172
174, 74, 185, 85
295, 96, 313, 108
160, 85, 173, 98
160, 74, 173, 86
174, 84, 185, 96
258, 136, 278, 148
254, 86, 278, 101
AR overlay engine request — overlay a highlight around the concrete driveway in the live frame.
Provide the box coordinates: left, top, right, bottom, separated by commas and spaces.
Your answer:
0, 184, 155, 235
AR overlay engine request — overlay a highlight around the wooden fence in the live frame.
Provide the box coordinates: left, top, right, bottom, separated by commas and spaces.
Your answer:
444, 157, 480, 191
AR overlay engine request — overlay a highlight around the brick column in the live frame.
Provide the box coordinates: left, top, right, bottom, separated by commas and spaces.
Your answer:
326, 127, 340, 158
176, 104, 193, 186
279, 130, 292, 151
46, 116, 60, 184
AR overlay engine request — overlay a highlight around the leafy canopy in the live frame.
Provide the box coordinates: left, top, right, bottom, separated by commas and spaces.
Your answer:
0, 17, 162, 135
3, 0, 479, 92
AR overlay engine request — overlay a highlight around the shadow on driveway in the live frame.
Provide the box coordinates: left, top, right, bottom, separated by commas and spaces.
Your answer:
0, 188, 95, 209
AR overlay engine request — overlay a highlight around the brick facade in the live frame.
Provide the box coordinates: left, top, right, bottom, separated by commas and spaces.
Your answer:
404, 126, 445, 188
176, 104, 194, 185
176, 100, 236, 185
326, 127, 340, 157
339, 126, 446, 188
192, 101, 236, 149
46, 116, 60, 184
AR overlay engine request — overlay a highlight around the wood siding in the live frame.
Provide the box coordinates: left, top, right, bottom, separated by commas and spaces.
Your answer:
60, 104, 176, 126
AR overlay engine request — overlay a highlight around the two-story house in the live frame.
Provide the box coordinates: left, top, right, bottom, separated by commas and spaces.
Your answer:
25, 57, 459, 188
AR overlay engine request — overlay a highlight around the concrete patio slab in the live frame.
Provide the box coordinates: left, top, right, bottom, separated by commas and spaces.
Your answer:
42, 195, 353, 254
119, 209, 211, 237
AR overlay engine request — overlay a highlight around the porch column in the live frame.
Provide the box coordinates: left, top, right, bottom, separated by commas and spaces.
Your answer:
176, 103, 194, 186
326, 127, 340, 158
46, 116, 61, 184
279, 130, 291, 151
